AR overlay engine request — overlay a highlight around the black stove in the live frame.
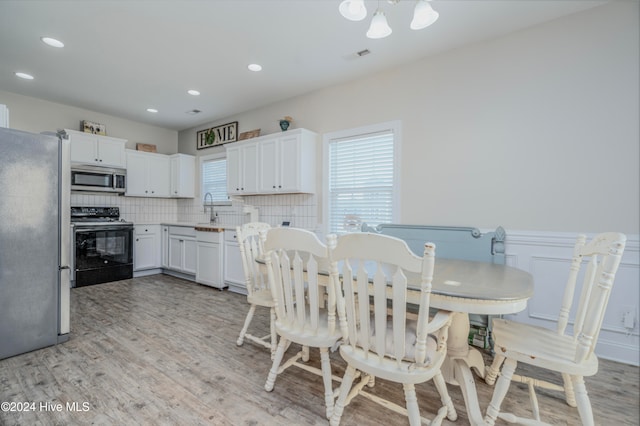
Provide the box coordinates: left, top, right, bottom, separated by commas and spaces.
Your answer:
71, 206, 133, 287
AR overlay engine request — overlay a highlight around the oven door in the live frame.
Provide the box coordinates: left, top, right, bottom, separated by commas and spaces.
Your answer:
72, 225, 133, 287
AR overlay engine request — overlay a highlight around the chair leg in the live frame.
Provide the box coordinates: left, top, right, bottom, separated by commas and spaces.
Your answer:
485, 357, 517, 426
562, 372, 577, 407
572, 375, 595, 426
330, 365, 357, 426
265, 337, 288, 392
485, 353, 505, 386
320, 347, 335, 419
237, 304, 256, 346
269, 307, 277, 359
403, 383, 421, 426
433, 371, 457, 421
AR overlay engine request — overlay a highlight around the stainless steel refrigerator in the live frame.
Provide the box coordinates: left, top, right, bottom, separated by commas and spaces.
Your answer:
0, 127, 71, 359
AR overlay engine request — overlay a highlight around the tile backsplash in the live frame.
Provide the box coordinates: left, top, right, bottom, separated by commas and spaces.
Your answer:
70, 193, 318, 230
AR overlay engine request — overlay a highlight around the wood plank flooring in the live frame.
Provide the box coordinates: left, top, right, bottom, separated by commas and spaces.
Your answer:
1, 274, 638, 425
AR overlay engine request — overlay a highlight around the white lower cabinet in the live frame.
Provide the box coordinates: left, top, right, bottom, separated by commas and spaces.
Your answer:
134, 225, 161, 272
223, 229, 246, 294
196, 230, 225, 289
167, 226, 196, 275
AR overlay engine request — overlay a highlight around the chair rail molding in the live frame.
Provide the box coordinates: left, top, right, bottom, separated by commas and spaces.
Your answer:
502, 229, 639, 366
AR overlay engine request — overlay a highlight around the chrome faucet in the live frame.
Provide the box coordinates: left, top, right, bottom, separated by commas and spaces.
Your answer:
204, 192, 217, 223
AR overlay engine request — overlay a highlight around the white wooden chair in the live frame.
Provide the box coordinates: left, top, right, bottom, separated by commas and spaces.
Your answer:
235, 222, 276, 358
329, 233, 458, 426
484, 232, 627, 426
262, 227, 343, 419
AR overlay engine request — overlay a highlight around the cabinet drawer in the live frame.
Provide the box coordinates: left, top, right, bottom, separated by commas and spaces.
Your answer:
135, 225, 158, 236
169, 226, 196, 238
224, 230, 238, 242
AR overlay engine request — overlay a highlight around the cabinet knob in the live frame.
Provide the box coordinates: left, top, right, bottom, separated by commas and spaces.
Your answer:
278, 185, 281, 188
273, 185, 276, 188
145, 190, 148, 193
99, 159, 103, 162
136, 238, 139, 242
95, 158, 99, 162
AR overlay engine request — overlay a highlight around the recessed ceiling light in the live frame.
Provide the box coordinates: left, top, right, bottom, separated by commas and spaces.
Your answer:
41, 37, 64, 48
15, 72, 34, 80
248, 63, 262, 72
146, 108, 158, 113
187, 89, 200, 96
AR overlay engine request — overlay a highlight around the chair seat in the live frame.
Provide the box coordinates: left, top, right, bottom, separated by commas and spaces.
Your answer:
247, 288, 275, 307
492, 318, 599, 376
275, 308, 342, 348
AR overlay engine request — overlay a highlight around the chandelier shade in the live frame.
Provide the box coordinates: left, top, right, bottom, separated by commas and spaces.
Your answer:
366, 9, 393, 39
339, 0, 367, 21
410, 0, 439, 30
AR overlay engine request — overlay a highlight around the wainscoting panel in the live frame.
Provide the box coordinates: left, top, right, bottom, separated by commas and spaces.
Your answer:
502, 230, 639, 366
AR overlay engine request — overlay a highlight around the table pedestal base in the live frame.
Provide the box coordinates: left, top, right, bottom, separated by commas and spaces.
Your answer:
440, 311, 488, 426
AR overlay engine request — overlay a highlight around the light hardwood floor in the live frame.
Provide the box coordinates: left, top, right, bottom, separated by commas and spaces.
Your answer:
1, 275, 638, 425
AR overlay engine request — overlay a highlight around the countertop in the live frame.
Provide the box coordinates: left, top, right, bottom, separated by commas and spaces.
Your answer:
135, 222, 237, 232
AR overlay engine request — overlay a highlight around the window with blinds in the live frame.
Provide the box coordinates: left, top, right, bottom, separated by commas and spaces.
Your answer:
201, 156, 229, 202
327, 124, 398, 234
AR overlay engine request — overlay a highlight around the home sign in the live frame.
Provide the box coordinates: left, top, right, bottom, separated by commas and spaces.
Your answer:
197, 121, 238, 149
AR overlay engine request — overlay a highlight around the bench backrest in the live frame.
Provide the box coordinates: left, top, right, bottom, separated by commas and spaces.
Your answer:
360, 224, 506, 265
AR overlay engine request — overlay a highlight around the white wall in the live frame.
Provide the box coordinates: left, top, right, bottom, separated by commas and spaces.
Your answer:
0, 90, 178, 154
179, 2, 639, 235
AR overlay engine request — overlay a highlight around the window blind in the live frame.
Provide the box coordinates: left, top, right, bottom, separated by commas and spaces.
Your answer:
328, 130, 395, 233
201, 157, 228, 202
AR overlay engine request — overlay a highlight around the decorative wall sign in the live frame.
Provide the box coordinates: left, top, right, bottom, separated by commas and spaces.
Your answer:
82, 120, 106, 135
197, 121, 238, 149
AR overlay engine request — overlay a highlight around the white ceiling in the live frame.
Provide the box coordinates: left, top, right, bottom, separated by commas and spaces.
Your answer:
0, 0, 607, 132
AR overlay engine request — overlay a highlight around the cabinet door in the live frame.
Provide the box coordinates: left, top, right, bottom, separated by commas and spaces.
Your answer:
224, 241, 244, 286
183, 238, 197, 275
125, 151, 148, 196
134, 234, 156, 271
226, 146, 242, 194
278, 134, 302, 192
242, 143, 259, 194
147, 155, 170, 197
70, 132, 99, 165
170, 154, 195, 198
196, 241, 223, 288
97, 137, 126, 168
161, 226, 169, 268
259, 138, 279, 192
168, 235, 183, 270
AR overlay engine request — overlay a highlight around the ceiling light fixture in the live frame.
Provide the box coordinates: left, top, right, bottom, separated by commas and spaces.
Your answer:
41, 37, 64, 48
340, 0, 439, 39
147, 108, 158, 113
187, 89, 200, 96
248, 63, 262, 72
15, 72, 34, 80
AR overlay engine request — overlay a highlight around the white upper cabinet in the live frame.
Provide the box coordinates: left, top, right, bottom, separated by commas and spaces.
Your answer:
125, 149, 170, 197
226, 128, 317, 195
170, 154, 195, 198
66, 129, 127, 168
226, 140, 259, 195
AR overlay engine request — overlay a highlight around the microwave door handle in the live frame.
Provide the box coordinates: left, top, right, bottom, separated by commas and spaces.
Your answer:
112, 173, 117, 190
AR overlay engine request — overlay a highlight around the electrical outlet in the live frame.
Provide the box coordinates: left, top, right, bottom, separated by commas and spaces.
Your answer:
621, 306, 637, 329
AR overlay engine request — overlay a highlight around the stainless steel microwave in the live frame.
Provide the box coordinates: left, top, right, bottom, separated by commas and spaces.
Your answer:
71, 165, 126, 193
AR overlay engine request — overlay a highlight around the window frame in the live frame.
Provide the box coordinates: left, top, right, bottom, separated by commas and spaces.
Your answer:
199, 152, 231, 206
322, 120, 402, 235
